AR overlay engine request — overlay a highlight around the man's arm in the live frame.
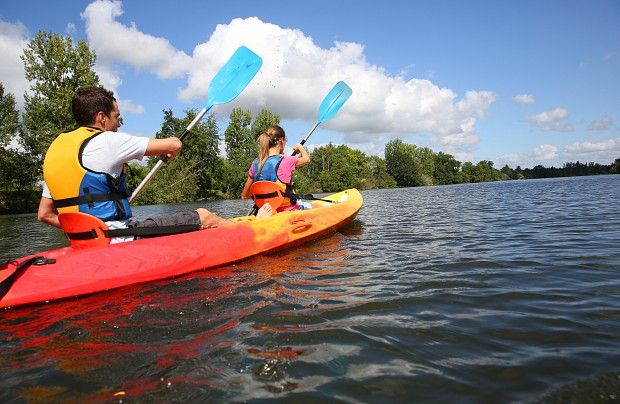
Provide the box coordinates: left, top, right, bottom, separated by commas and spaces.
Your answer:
37, 196, 61, 229
145, 137, 182, 158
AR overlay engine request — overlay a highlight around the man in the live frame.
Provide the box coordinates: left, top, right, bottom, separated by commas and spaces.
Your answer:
38, 86, 271, 241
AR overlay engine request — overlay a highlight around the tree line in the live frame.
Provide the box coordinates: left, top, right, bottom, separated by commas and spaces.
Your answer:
1, 31, 619, 214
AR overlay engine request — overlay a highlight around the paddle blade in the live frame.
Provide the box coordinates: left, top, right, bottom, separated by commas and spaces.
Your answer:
205, 46, 263, 110
317, 81, 352, 124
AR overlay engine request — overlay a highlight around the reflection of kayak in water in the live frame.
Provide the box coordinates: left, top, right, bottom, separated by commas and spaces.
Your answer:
0, 189, 363, 309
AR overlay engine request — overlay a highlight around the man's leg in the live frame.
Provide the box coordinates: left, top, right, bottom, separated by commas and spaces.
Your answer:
195, 208, 229, 228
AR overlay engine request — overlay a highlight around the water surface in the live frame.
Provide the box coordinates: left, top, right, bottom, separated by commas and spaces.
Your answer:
1, 175, 619, 402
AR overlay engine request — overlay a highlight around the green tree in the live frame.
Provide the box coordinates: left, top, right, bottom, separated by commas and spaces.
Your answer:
20, 31, 99, 167
499, 164, 514, 180
223, 108, 253, 196
475, 160, 500, 182
225, 108, 253, 164
367, 155, 397, 188
125, 162, 149, 200
303, 143, 371, 192
457, 161, 476, 183
384, 139, 424, 187
159, 109, 221, 199
433, 151, 461, 185
417, 146, 435, 186
528, 164, 549, 179
250, 108, 280, 140
130, 109, 222, 205
611, 158, 620, 174
223, 108, 281, 197
0, 83, 38, 213
513, 165, 526, 180
0, 83, 20, 147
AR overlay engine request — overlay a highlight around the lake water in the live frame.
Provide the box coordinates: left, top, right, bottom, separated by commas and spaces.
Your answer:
1, 175, 619, 402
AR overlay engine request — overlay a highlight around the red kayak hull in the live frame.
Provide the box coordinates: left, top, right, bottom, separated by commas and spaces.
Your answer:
0, 189, 362, 308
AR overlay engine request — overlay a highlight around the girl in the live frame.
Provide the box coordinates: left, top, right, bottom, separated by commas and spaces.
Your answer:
241, 125, 310, 212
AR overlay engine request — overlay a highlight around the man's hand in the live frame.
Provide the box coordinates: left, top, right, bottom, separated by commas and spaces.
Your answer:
37, 197, 60, 229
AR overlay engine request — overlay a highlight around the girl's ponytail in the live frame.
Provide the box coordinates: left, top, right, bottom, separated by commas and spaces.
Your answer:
256, 125, 286, 174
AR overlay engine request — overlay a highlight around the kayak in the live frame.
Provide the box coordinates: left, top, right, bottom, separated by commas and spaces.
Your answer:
0, 189, 362, 309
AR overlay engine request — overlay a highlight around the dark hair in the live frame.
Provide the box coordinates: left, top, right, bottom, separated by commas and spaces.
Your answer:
72, 87, 117, 126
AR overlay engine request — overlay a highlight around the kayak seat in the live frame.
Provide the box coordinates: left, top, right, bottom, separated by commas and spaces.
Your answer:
250, 181, 285, 209
58, 212, 111, 249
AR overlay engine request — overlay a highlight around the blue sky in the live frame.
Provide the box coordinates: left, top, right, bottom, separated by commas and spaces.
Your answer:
1, 0, 618, 168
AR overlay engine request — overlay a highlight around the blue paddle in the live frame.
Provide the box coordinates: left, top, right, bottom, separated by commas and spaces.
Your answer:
130, 46, 263, 203
292, 81, 352, 156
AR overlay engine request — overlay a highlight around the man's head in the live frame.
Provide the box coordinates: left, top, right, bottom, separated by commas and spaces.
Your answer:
72, 87, 121, 132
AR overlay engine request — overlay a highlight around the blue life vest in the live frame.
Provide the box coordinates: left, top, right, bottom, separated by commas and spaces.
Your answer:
252, 155, 296, 207
43, 127, 132, 221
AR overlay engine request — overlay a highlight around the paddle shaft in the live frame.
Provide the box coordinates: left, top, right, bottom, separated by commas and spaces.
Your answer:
290, 81, 351, 156
128, 46, 262, 203
292, 122, 319, 156
129, 107, 209, 203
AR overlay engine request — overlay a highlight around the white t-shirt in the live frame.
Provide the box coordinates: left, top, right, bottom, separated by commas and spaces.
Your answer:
42, 131, 150, 198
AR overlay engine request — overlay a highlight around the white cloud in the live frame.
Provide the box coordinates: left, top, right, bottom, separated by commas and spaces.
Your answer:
513, 94, 535, 105
81, 0, 191, 79
92, 63, 122, 91
534, 144, 558, 160
452, 151, 475, 164
526, 108, 573, 132
0, 19, 30, 109
494, 150, 545, 169
588, 115, 613, 131
1, 1, 496, 156
303, 139, 386, 158
565, 138, 619, 154
497, 153, 521, 164
66, 23, 76, 35
603, 51, 620, 61
80, 1, 495, 154
561, 138, 620, 165
439, 118, 479, 146
458, 91, 495, 118
119, 99, 144, 114
501, 138, 619, 168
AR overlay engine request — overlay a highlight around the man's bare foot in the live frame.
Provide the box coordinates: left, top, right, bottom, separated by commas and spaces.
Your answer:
196, 208, 230, 228
256, 203, 274, 219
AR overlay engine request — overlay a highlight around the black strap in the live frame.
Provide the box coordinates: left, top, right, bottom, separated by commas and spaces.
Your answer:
105, 224, 201, 238
0, 256, 56, 300
53, 191, 127, 209
65, 230, 99, 240
251, 188, 285, 216
253, 191, 281, 200
284, 184, 297, 204
299, 194, 334, 203
250, 205, 259, 216
64, 223, 201, 241
250, 187, 299, 216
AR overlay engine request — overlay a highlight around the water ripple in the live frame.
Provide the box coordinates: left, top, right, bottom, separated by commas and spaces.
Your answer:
1, 176, 619, 402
